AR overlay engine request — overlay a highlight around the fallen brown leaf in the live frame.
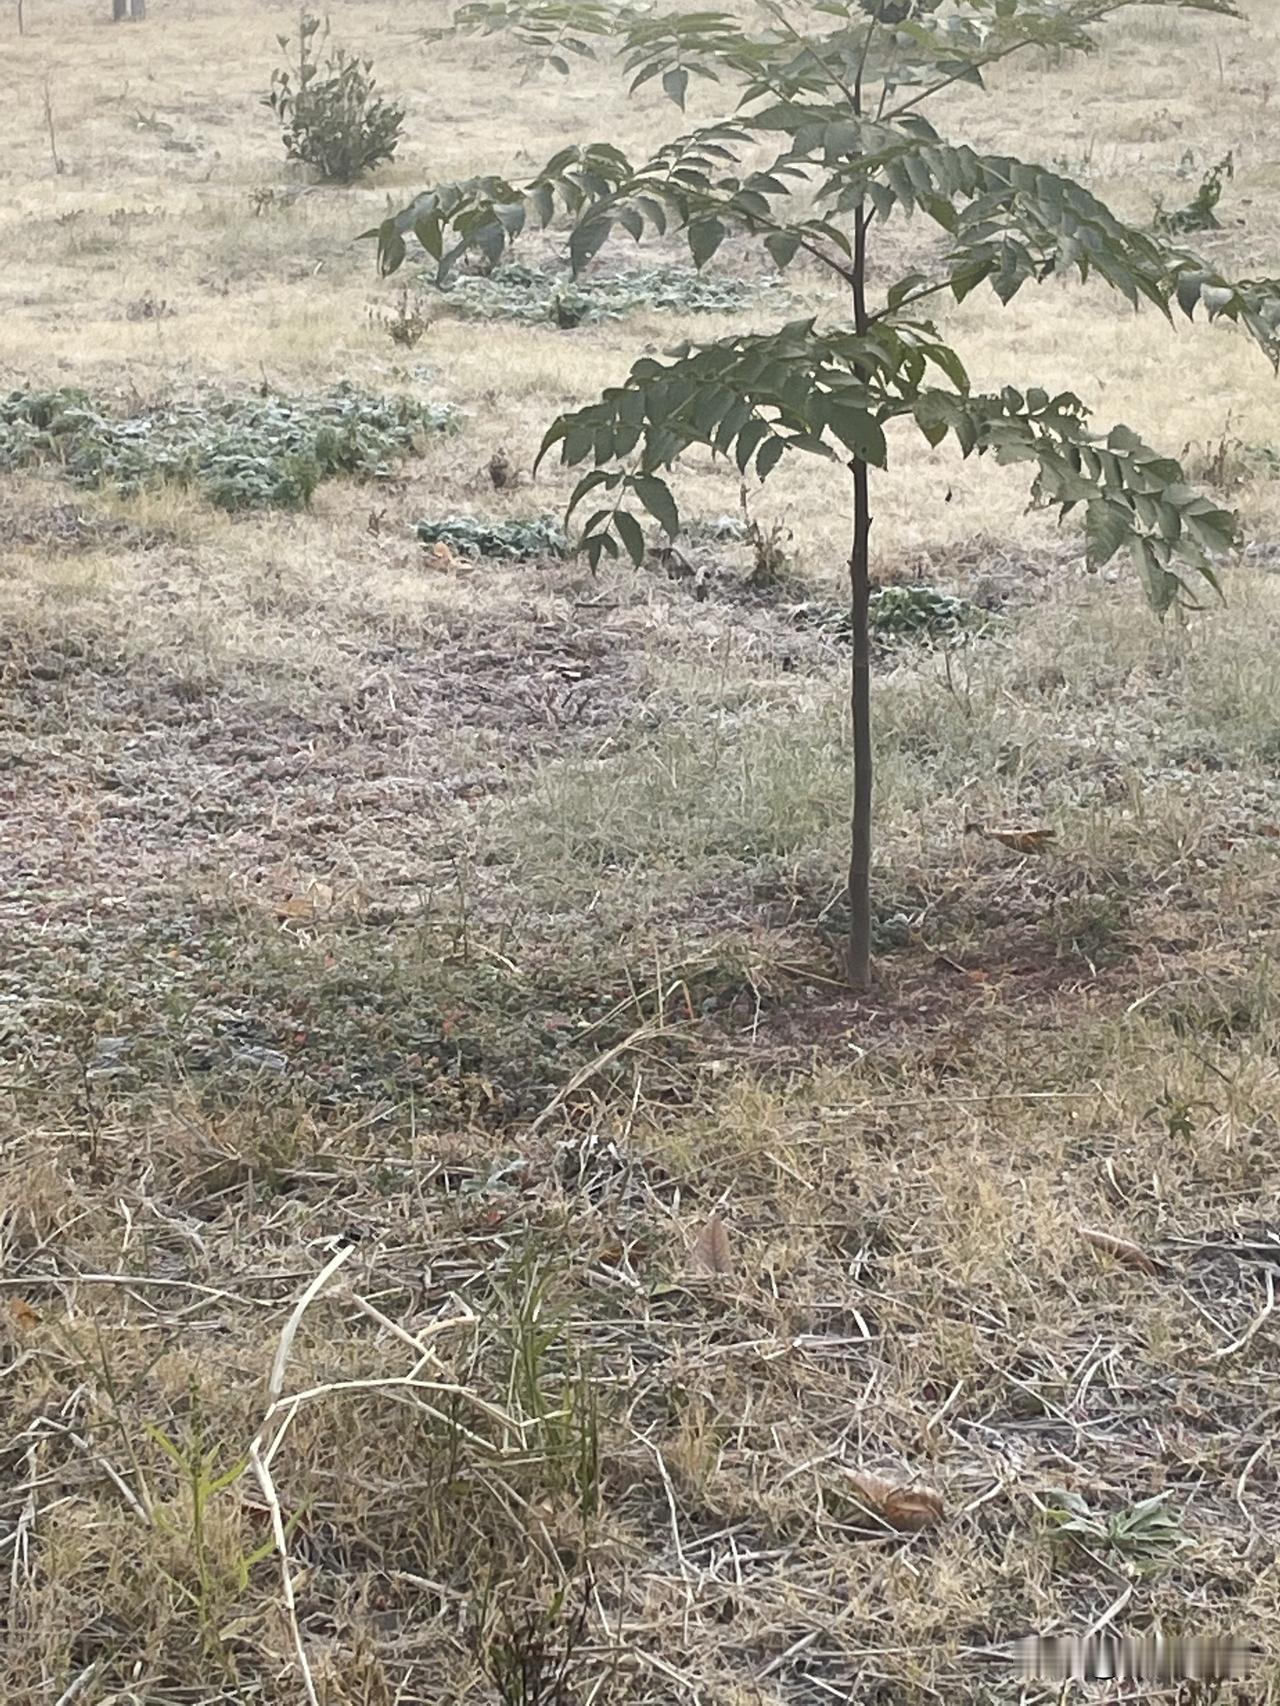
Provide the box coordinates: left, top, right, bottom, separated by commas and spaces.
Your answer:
688, 1211, 733, 1277
277, 883, 335, 923
1079, 1224, 1162, 1275
842, 1469, 945, 1532
967, 823, 1057, 854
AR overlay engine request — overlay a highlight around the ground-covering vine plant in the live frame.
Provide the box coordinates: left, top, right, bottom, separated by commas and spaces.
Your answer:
415, 513, 569, 557
421, 260, 787, 325
0, 383, 456, 510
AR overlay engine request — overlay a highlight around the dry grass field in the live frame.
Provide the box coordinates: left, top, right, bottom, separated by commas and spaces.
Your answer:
3, 1, 1280, 1702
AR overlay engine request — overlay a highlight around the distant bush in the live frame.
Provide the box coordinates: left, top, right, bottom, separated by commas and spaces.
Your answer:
266, 14, 405, 184
0, 383, 457, 511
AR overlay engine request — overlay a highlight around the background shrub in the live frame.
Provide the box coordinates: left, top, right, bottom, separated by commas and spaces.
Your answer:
265, 14, 404, 184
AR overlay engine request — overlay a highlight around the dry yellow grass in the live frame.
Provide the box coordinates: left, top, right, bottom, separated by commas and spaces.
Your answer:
3, 2, 1280, 1703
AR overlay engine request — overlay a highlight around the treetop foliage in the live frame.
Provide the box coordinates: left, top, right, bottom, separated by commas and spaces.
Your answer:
371, 0, 1279, 612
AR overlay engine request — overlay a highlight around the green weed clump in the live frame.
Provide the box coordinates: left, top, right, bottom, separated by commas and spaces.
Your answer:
795, 585, 985, 645
869, 584, 984, 640
416, 514, 568, 560
426, 262, 786, 327
1045, 1490, 1190, 1565
0, 383, 457, 510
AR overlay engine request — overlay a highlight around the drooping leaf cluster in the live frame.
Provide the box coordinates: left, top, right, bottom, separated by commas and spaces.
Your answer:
372, 102, 1278, 358
534, 327, 1236, 610
442, 0, 1238, 101
372, 0, 1278, 611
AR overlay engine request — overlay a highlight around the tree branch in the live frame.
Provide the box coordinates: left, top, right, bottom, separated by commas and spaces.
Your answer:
880, 0, 1123, 123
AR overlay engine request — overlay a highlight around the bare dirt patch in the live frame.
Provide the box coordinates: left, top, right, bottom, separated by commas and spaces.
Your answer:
0, 497, 167, 555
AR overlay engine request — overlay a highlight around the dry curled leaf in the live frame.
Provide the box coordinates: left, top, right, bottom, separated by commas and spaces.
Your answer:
843, 1470, 944, 1532
422, 541, 456, 572
277, 883, 334, 923
688, 1211, 733, 1277
1079, 1224, 1162, 1275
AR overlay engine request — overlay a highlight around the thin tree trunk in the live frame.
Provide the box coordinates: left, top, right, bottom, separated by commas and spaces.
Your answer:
848, 449, 873, 988
42, 76, 64, 174
846, 202, 873, 989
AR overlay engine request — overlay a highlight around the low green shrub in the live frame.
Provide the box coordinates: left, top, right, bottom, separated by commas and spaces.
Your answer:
0, 383, 457, 510
265, 14, 405, 184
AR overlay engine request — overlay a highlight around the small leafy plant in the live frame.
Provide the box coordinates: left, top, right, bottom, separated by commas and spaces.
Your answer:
144, 1415, 280, 1653
1045, 1490, 1189, 1566
372, 285, 432, 347
1154, 152, 1234, 235
472, 1584, 592, 1706
740, 481, 792, 588
266, 14, 405, 184
416, 514, 569, 560
1181, 428, 1280, 490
